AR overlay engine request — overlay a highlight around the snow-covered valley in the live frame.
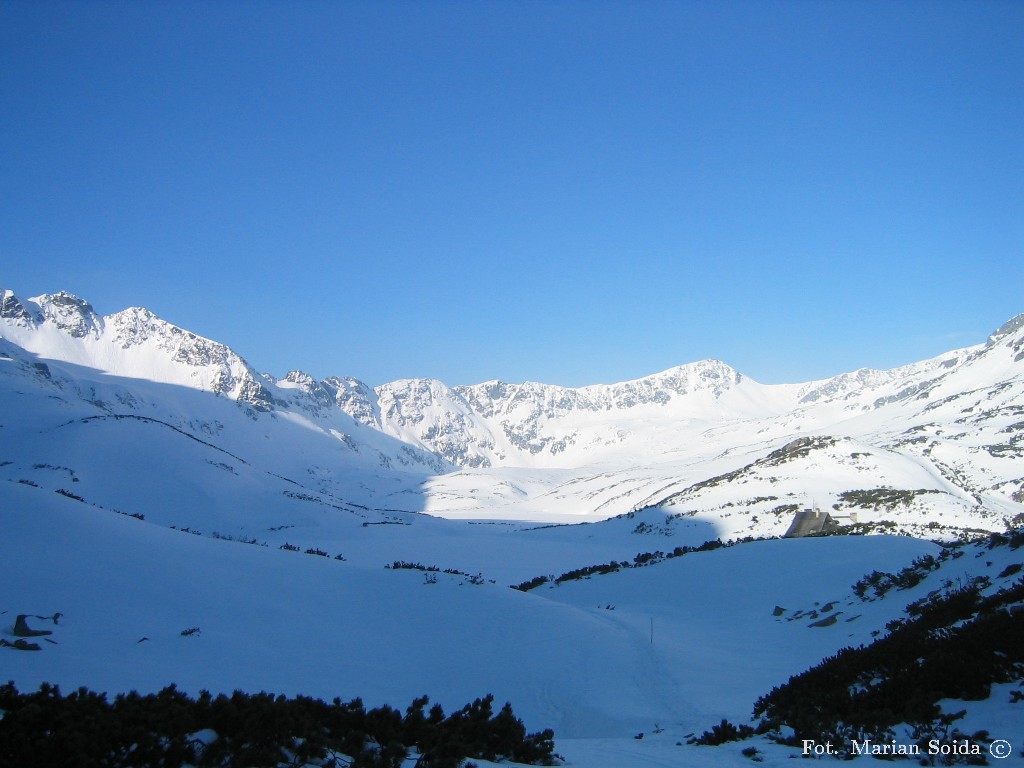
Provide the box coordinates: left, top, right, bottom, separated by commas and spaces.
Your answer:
2, 288, 1023, 766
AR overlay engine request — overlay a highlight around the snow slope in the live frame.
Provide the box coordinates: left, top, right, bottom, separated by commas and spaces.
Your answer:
0, 480, 944, 760
4, 478, 1020, 766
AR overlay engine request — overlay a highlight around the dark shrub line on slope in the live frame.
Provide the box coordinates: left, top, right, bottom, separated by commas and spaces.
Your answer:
0, 684, 556, 768
511, 536, 767, 591
850, 528, 1024, 602
691, 529, 1024, 751
385, 561, 491, 585
751, 577, 1024, 747
510, 517, 960, 594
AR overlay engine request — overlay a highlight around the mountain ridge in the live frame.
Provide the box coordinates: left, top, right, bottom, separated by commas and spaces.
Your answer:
6, 288, 1019, 412
2, 287, 1022, 534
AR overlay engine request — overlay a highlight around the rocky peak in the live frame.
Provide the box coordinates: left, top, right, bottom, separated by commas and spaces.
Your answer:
32, 291, 102, 338
373, 378, 497, 467
453, 380, 515, 419
283, 370, 319, 390
797, 367, 892, 404
455, 359, 743, 420
376, 378, 470, 425
0, 290, 37, 327
96, 302, 275, 411
107, 307, 164, 348
612, 359, 743, 404
278, 370, 336, 409
323, 376, 381, 427
987, 313, 1024, 347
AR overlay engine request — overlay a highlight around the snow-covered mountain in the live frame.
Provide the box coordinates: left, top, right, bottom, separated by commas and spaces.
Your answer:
3, 287, 1023, 766
2, 287, 1023, 539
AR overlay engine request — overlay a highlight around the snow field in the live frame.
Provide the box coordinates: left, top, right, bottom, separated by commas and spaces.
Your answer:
2, 480, 943, 752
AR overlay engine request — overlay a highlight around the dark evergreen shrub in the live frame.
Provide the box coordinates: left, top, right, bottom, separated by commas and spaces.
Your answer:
689, 718, 755, 745
0, 683, 557, 768
751, 578, 1024, 744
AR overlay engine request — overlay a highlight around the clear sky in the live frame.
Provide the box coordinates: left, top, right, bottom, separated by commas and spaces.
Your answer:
2, 0, 1022, 387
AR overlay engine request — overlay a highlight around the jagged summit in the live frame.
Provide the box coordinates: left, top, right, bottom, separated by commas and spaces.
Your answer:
2, 291, 279, 412
1, 290, 102, 337
1, 289, 37, 327
33, 291, 103, 338
987, 312, 1024, 347
456, 358, 742, 397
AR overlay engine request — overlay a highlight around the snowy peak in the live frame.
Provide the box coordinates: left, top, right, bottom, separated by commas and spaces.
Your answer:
793, 349, 970, 407
455, 359, 744, 418
374, 378, 497, 467
33, 291, 103, 338
984, 314, 1024, 368
601, 358, 743, 404
987, 313, 1024, 347
101, 306, 277, 410
0, 290, 274, 411
0, 289, 37, 327
323, 375, 381, 427
281, 370, 321, 390
0, 290, 103, 337
107, 306, 176, 348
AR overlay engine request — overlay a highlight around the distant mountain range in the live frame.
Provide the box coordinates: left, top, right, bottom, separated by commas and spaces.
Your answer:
2, 288, 1022, 537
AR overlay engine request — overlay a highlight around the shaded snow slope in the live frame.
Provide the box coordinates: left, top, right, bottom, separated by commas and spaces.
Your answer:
5, 478, 1018, 766
0, 480, 935, 743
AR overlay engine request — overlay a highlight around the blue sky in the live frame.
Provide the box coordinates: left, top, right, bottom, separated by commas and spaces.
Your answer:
2, 1, 1022, 387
